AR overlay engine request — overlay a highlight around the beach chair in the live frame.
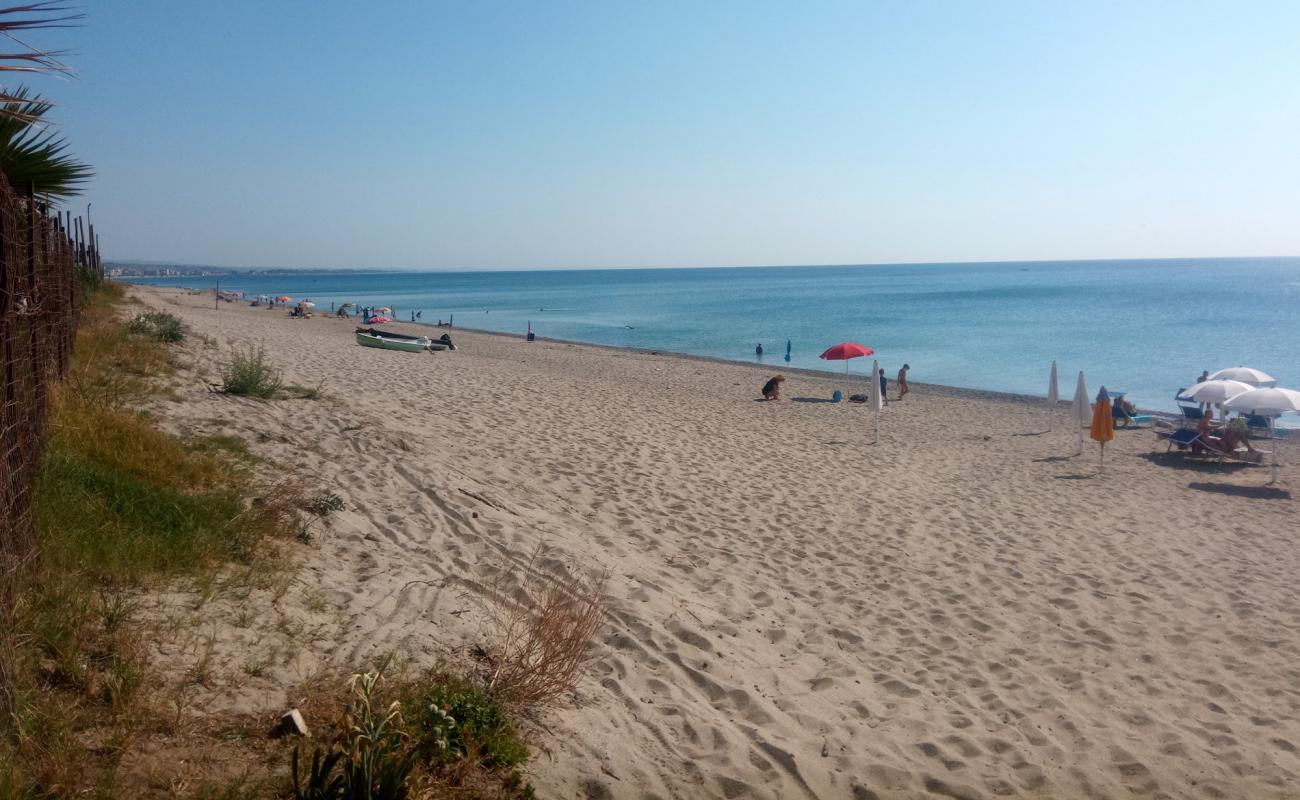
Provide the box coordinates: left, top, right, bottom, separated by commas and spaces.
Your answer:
1160, 428, 1201, 453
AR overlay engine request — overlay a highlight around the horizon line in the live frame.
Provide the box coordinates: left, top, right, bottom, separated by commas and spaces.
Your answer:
106, 253, 1300, 274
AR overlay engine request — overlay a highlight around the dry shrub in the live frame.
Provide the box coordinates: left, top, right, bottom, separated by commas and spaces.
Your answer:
481, 545, 607, 709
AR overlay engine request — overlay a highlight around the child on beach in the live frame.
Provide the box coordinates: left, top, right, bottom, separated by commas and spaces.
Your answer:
879, 369, 889, 405
897, 364, 910, 399
761, 375, 785, 400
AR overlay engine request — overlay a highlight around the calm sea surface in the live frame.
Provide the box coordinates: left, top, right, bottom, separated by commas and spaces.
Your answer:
127, 258, 1300, 416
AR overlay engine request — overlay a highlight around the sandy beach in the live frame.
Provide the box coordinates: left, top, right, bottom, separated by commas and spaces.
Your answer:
132, 285, 1299, 800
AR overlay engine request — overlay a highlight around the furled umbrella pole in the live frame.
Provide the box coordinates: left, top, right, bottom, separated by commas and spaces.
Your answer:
1047, 361, 1059, 432
1069, 371, 1089, 455
1090, 387, 1115, 470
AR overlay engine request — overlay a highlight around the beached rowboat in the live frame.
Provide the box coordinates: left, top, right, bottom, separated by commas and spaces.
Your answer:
355, 327, 432, 353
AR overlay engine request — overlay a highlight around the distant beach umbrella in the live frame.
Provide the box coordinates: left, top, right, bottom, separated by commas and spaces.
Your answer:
1069, 371, 1089, 454
1090, 386, 1115, 470
1224, 387, 1300, 483
1047, 361, 1059, 431
1207, 367, 1278, 388
376, 306, 392, 314
819, 342, 874, 375
275, 295, 292, 303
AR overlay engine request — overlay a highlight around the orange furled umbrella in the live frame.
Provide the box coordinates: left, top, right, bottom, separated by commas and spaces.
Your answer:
1090, 386, 1115, 469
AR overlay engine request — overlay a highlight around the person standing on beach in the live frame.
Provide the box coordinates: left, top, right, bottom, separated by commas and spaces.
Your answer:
879, 367, 889, 405
897, 364, 910, 399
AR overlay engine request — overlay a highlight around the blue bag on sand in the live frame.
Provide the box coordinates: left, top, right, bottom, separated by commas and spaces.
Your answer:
832, 390, 842, 403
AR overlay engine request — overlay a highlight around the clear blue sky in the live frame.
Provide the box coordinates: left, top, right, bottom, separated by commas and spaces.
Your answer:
32, 1, 1300, 269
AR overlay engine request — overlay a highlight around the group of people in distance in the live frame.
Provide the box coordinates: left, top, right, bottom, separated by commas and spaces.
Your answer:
761, 364, 910, 402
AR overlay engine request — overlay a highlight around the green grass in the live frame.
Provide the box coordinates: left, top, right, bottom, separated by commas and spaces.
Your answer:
1, 282, 305, 798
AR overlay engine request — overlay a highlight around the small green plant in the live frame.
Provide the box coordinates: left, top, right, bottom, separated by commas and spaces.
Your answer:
306, 490, 345, 516
417, 681, 528, 769
221, 345, 283, 399
292, 670, 416, 800
127, 311, 186, 342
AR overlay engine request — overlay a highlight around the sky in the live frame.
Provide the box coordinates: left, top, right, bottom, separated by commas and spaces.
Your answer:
27, 1, 1300, 269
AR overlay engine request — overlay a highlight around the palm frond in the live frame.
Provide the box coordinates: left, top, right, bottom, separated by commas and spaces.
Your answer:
0, 85, 90, 200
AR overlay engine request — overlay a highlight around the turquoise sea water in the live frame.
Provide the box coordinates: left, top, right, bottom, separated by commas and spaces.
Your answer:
127, 258, 1300, 416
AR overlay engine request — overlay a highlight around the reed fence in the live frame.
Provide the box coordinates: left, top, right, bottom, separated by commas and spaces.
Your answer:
0, 174, 99, 572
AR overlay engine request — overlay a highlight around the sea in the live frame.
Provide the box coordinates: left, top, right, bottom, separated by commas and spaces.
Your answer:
125, 258, 1300, 418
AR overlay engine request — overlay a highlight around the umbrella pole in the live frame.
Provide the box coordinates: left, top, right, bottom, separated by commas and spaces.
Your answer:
874, 404, 880, 445
1270, 422, 1278, 485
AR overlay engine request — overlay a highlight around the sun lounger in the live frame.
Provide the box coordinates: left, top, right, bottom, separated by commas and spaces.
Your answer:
1159, 428, 1201, 452
1156, 427, 1265, 464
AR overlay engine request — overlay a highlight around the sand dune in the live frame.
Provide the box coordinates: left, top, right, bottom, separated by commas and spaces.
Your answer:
134, 286, 1299, 799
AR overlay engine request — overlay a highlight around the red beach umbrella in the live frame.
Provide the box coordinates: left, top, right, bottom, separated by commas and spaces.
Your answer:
819, 341, 874, 376
819, 342, 874, 361
275, 295, 292, 302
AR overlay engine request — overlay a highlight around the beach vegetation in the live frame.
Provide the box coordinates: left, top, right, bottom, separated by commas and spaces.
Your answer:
306, 489, 346, 516
292, 667, 535, 800
222, 345, 284, 399
481, 544, 609, 709
0, 282, 307, 797
126, 310, 186, 342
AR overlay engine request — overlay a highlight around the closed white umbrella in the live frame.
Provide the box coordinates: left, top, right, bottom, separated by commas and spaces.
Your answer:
1224, 387, 1300, 483
869, 359, 882, 444
1207, 367, 1278, 388
1047, 361, 1059, 431
1069, 371, 1089, 455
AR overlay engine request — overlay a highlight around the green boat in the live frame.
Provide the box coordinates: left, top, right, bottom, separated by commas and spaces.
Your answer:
355, 327, 431, 353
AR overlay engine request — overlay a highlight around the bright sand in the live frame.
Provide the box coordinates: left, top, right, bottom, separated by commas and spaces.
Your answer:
133, 286, 1298, 799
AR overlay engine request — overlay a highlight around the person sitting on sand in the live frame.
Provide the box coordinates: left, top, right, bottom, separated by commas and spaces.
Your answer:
897, 364, 910, 399
1115, 394, 1137, 423
761, 375, 785, 400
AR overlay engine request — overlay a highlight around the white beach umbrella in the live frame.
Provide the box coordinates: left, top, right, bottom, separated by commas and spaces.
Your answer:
1207, 367, 1278, 388
1069, 371, 1089, 454
1179, 379, 1253, 425
869, 359, 882, 444
1177, 379, 1253, 418
1047, 361, 1059, 431
1224, 387, 1300, 484
1224, 387, 1300, 415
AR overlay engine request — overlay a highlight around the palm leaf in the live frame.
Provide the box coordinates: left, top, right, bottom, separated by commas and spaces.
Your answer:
0, 85, 90, 199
